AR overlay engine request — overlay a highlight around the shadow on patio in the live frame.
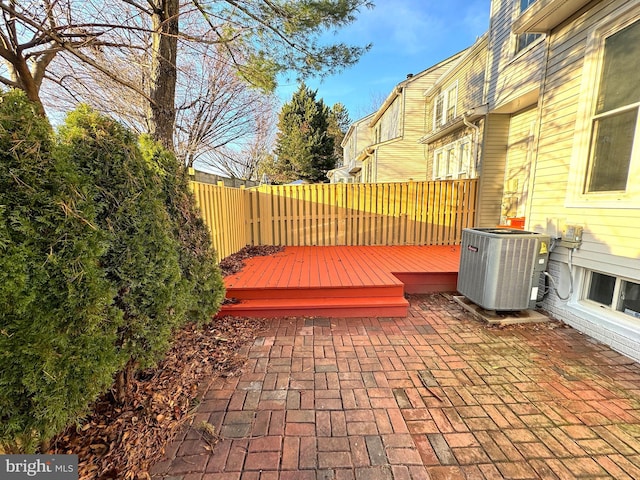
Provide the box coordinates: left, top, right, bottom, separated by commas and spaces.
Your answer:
152, 293, 640, 480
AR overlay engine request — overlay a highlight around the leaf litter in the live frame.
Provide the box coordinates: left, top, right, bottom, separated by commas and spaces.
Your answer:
46, 245, 282, 479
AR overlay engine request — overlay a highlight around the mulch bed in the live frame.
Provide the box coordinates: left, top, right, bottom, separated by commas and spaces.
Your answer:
47, 245, 282, 479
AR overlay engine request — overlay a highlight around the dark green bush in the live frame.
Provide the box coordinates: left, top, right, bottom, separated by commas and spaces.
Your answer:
0, 91, 121, 452
139, 135, 224, 323
0, 97, 225, 452
56, 106, 184, 375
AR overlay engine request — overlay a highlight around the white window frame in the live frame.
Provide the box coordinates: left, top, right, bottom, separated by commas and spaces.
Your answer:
563, 266, 640, 348
432, 135, 473, 180
513, 0, 543, 56
566, 5, 640, 208
433, 82, 458, 129
582, 270, 640, 321
515, 32, 542, 54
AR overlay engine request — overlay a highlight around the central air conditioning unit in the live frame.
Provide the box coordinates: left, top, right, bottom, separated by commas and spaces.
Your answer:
457, 228, 550, 311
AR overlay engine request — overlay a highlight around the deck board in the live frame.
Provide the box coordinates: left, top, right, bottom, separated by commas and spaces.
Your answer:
225, 245, 460, 290
221, 245, 460, 318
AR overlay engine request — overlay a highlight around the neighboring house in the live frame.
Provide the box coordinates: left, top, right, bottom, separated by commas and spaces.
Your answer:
326, 166, 353, 184
190, 168, 258, 187
419, 34, 488, 186
345, 51, 468, 183
336, 113, 375, 183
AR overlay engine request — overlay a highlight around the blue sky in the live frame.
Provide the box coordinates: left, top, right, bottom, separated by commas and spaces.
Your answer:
277, 0, 491, 121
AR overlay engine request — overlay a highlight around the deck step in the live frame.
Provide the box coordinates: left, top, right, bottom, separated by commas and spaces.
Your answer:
218, 295, 409, 318
225, 283, 404, 300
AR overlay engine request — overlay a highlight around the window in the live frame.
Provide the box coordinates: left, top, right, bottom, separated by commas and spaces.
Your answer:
433, 136, 472, 180
585, 20, 640, 193
515, 0, 541, 53
434, 96, 444, 128
434, 150, 445, 179
585, 271, 640, 319
433, 82, 458, 129
364, 160, 372, 182
516, 32, 541, 53
446, 85, 457, 122
459, 141, 471, 177
520, 0, 537, 12
568, 7, 640, 207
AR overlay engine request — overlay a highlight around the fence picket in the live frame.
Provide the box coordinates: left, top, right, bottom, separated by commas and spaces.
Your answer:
190, 180, 477, 261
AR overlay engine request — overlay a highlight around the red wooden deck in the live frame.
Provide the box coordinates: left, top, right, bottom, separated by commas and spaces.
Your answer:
219, 245, 461, 318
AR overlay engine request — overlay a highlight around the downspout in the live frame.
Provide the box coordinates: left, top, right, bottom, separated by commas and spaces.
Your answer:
374, 149, 378, 182
463, 113, 481, 176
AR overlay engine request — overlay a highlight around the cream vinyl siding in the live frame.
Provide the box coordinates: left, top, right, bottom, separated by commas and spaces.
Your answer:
373, 63, 458, 183
343, 135, 356, 165
486, 0, 546, 110
342, 115, 374, 169
379, 97, 402, 142
426, 41, 487, 133
501, 105, 537, 222
528, 0, 640, 271
476, 113, 510, 227
424, 38, 487, 187
460, 47, 487, 110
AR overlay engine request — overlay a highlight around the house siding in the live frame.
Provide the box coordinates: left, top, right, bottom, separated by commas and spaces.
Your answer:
476, 113, 510, 227
526, 0, 640, 362
501, 105, 537, 222
342, 114, 374, 172
461, 48, 487, 113
486, 0, 546, 111
529, 0, 640, 264
372, 64, 457, 183
427, 44, 487, 133
422, 37, 488, 187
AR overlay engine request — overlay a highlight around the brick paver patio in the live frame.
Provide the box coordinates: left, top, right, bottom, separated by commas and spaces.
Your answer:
151, 294, 640, 479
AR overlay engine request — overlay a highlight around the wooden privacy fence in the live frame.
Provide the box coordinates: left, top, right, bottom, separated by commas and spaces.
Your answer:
190, 180, 477, 261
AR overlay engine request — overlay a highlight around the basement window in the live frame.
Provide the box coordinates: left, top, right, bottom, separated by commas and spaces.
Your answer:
585, 271, 640, 319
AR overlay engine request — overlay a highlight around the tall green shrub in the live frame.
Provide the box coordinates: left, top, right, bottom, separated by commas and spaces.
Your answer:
139, 135, 224, 323
1, 98, 225, 452
56, 107, 185, 382
0, 91, 121, 452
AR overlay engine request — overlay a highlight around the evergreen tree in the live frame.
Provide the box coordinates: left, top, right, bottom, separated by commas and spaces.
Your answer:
0, 94, 225, 452
328, 103, 351, 168
0, 91, 122, 452
273, 84, 335, 183
56, 107, 184, 401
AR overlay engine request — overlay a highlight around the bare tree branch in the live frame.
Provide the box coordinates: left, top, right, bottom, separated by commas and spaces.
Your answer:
0, 73, 18, 87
